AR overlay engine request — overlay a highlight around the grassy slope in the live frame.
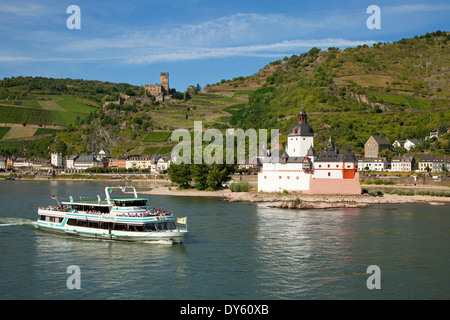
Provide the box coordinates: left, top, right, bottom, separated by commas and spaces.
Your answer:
1, 32, 448, 158
205, 31, 450, 155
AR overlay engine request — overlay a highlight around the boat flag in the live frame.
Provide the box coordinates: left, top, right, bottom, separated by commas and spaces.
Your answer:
177, 217, 187, 224
52, 195, 60, 206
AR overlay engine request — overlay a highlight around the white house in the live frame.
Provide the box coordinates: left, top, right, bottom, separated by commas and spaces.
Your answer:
404, 139, 419, 151
156, 156, 171, 172
358, 157, 388, 172
63, 155, 78, 169
126, 155, 152, 170
419, 156, 449, 173
392, 140, 406, 148
73, 154, 100, 170
0, 156, 6, 169
418, 156, 434, 172
391, 155, 414, 172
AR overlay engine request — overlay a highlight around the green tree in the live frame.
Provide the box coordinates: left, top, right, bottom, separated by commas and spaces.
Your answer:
205, 164, 229, 190
167, 163, 191, 188
138, 85, 146, 97
191, 163, 209, 190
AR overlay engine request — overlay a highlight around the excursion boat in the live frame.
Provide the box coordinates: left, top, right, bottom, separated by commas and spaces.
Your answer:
35, 186, 188, 243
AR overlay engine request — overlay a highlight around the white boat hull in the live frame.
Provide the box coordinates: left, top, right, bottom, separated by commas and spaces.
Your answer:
35, 222, 187, 243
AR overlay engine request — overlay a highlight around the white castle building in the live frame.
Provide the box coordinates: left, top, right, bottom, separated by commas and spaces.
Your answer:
258, 110, 361, 194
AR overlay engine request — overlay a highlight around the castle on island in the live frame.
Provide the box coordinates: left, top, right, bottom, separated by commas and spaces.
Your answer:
258, 110, 361, 195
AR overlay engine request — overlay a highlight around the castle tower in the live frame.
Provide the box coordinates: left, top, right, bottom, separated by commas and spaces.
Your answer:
160, 72, 169, 95
51, 153, 62, 168
286, 109, 314, 158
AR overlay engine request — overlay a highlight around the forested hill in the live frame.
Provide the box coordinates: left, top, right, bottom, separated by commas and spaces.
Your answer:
0, 31, 449, 159
206, 30, 450, 154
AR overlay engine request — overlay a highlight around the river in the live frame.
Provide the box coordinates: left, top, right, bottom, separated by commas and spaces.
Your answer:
0, 180, 448, 300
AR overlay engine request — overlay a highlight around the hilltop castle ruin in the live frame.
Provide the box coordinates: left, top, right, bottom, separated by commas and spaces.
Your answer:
145, 72, 169, 102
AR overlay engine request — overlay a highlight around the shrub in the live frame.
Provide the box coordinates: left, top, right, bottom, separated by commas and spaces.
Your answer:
230, 181, 249, 192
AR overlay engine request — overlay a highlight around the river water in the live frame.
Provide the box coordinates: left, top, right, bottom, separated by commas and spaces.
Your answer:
0, 180, 448, 300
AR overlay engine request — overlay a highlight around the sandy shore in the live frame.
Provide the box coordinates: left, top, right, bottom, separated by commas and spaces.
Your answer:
141, 187, 449, 209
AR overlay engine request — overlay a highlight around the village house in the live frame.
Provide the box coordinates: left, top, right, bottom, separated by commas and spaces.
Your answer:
418, 155, 449, 173
392, 138, 419, 151
392, 140, 405, 148
418, 156, 434, 172
430, 128, 439, 139
357, 157, 388, 172
126, 155, 152, 170
390, 154, 415, 172
404, 139, 419, 151
12, 157, 31, 169
156, 156, 171, 172
30, 158, 52, 171
95, 149, 110, 161
0, 156, 6, 170
63, 155, 78, 169
73, 154, 100, 170
365, 135, 391, 158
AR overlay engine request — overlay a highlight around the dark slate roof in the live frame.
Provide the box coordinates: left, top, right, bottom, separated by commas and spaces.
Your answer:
306, 146, 316, 157
342, 148, 357, 162
289, 122, 314, 136
371, 135, 391, 145
316, 149, 343, 162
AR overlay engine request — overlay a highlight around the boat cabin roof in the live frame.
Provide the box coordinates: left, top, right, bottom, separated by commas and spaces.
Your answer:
62, 197, 150, 207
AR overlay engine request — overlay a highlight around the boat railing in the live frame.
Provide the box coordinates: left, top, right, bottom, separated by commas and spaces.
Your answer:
39, 205, 72, 213
116, 211, 174, 218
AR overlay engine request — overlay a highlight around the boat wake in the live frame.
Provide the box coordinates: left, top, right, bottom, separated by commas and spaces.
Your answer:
0, 217, 35, 227
142, 240, 174, 245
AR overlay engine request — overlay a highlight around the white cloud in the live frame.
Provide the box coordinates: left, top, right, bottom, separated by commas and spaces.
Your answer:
125, 38, 378, 64
1, 11, 379, 65
384, 4, 450, 14
61, 12, 358, 53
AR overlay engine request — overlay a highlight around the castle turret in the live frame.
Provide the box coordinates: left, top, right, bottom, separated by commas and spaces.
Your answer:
160, 72, 169, 95
286, 109, 314, 158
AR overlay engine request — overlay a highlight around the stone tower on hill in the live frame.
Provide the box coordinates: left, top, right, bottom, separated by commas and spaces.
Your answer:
145, 72, 170, 101
160, 72, 169, 94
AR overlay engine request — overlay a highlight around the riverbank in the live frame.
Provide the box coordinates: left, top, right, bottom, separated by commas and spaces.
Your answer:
141, 186, 449, 209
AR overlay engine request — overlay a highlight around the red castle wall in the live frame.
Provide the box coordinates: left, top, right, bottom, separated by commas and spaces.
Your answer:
308, 172, 361, 195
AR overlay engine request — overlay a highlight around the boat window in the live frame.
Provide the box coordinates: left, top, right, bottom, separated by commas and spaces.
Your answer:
113, 199, 147, 207
87, 221, 99, 229
99, 222, 110, 229
144, 223, 156, 231
39, 215, 47, 221
134, 225, 145, 232
76, 220, 87, 227
67, 219, 76, 226
113, 223, 127, 231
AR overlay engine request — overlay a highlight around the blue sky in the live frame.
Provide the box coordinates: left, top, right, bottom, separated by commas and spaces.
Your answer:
0, 0, 449, 91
